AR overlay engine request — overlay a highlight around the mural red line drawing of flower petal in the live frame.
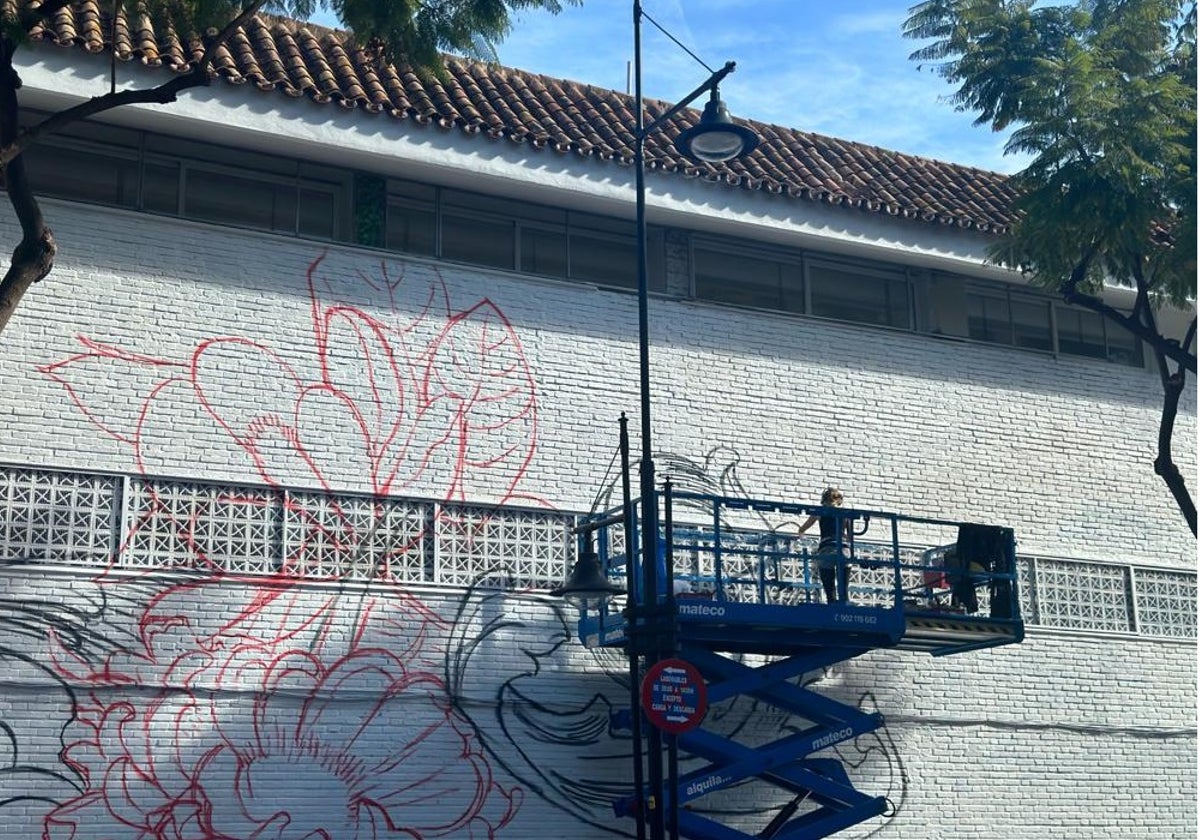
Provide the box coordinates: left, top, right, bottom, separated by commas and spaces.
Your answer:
38, 337, 186, 446
317, 306, 409, 464
47, 578, 518, 840
36, 251, 544, 836
414, 299, 540, 506
190, 337, 306, 450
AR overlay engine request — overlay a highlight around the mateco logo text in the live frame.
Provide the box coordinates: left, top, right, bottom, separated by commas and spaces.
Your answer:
811, 727, 854, 751
686, 774, 729, 797
679, 603, 726, 617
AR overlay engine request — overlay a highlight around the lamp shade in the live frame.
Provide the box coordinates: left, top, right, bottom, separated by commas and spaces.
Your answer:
674, 95, 760, 164
550, 548, 625, 603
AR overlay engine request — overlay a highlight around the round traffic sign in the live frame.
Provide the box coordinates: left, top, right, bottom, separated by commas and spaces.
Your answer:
641, 658, 708, 734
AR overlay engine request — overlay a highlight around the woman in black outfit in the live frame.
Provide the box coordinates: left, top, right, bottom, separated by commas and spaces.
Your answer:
797, 487, 852, 603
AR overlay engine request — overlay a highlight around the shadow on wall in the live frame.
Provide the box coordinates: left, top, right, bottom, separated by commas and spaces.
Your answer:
32, 210, 1163, 409
0, 566, 522, 839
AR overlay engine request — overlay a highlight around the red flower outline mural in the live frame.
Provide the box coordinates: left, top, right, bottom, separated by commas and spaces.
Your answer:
46, 582, 520, 839
33, 254, 541, 837
40, 254, 543, 574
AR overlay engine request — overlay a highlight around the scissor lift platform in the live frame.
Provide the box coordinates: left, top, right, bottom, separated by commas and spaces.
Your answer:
583, 600, 1021, 658
566, 490, 1023, 840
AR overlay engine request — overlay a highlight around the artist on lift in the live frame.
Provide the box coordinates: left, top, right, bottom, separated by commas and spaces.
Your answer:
797, 486, 853, 604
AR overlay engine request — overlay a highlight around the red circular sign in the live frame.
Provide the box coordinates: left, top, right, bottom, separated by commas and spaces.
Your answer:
641, 658, 708, 734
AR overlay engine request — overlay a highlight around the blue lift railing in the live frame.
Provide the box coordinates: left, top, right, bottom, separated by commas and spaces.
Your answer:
566, 490, 1024, 840
576, 491, 1023, 657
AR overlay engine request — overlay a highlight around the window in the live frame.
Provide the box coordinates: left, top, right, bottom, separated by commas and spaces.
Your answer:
1010, 298, 1053, 352
18, 115, 142, 209
919, 273, 969, 337
23, 115, 352, 241
521, 225, 568, 277
568, 213, 638, 289
184, 167, 298, 233
963, 285, 1053, 353
440, 190, 576, 273
385, 180, 436, 255
11, 109, 1158, 371
1056, 305, 1143, 366
967, 290, 1012, 344
23, 141, 140, 208
1105, 325, 1144, 367
568, 231, 636, 287
693, 246, 803, 311
373, 181, 647, 287
142, 159, 181, 214
1056, 307, 1107, 360
299, 187, 339, 240
809, 262, 911, 329
966, 287, 1053, 352
442, 210, 515, 269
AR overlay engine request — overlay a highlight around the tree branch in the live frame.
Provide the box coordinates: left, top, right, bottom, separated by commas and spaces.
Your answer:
1180, 316, 1197, 356
0, 37, 54, 336
19, 0, 75, 30
0, 0, 268, 165
1151, 349, 1196, 536
1060, 252, 1197, 373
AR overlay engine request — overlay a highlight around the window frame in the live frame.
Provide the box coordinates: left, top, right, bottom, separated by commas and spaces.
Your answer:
690, 237, 807, 313
804, 256, 914, 330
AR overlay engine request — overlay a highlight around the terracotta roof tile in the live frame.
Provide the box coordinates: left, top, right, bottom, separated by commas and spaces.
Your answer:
28, 2, 1019, 234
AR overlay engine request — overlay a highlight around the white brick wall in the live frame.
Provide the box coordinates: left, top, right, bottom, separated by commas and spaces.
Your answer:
0, 571, 1192, 839
0, 202, 1193, 838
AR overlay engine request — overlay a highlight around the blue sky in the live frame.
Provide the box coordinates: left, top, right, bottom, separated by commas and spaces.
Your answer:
493, 0, 1030, 174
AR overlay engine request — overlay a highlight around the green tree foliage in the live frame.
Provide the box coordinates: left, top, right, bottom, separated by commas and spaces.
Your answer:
0, 0, 575, 335
905, 0, 1198, 534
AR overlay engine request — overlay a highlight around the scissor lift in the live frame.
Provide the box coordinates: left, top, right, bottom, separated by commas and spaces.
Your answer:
570, 490, 1024, 840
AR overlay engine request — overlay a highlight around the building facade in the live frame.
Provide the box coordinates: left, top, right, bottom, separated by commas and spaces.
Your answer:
0, 9, 1194, 839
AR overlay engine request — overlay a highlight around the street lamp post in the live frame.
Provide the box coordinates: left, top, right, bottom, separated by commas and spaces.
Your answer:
630, 4, 758, 840
552, 6, 758, 839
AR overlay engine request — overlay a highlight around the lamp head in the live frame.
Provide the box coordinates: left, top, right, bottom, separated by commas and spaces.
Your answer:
674, 89, 760, 164
550, 545, 625, 607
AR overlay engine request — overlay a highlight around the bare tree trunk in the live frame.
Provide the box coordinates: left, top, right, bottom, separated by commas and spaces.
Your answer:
1063, 257, 1198, 535
0, 37, 55, 336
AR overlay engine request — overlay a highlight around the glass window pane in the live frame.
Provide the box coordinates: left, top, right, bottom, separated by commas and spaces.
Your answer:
884, 278, 911, 326
694, 248, 785, 309
521, 227, 567, 277
386, 200, 436, 255
924, 273, 970, 336
142, 160, 180, 214
148, 132, 294, 178
185, 168, 294, 233
24, 142, 139, 208
272, 187, 298, 233
298, 188, 336, 240
1011, 298, 1052, 351
569, 232, 636, 288
389, 179, 437, 203
570, 211, 634, 236
1106, 324, 1144, 367
442, 212, 515, 269
443, 188, 563, 224
1057, 307, 1107, 359
810, 264, 910, 328
967, 293, 1011, 344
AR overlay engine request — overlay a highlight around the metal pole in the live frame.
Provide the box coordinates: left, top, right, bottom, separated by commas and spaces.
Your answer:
620, 413, 647, 840
664, 476, 679, 840
633, 5, 665, 839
